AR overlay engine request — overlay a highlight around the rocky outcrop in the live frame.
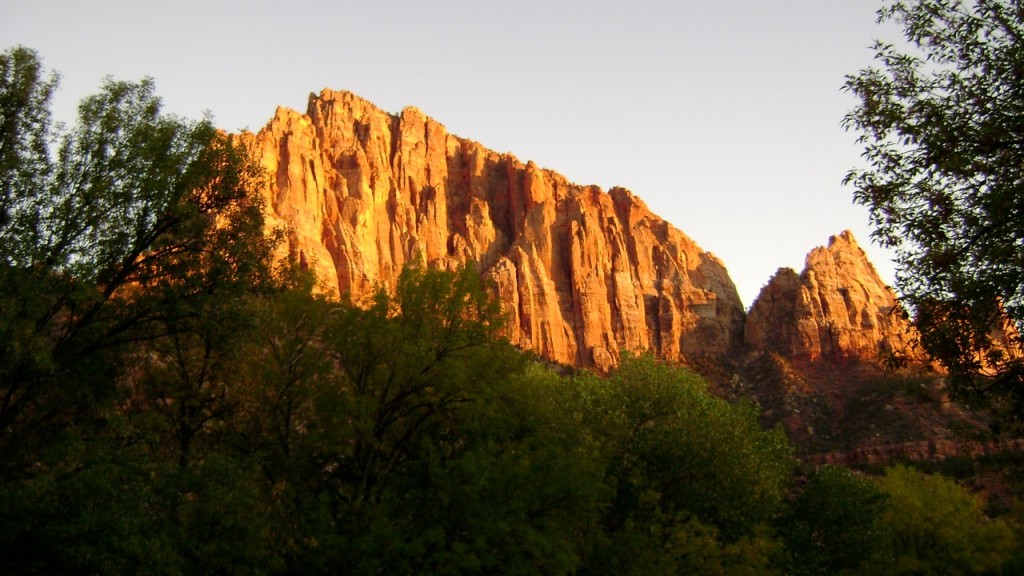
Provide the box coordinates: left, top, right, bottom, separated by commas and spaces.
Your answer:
745, 230, 921, 365
242, 89, 744, 370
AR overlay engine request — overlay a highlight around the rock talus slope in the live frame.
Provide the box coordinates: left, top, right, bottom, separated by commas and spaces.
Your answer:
744, 230, 920, 364
242, 89, 744, 370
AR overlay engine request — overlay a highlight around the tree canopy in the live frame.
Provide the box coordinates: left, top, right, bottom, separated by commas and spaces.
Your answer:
843, 0, 1024, 426
875, 464, 1017, 574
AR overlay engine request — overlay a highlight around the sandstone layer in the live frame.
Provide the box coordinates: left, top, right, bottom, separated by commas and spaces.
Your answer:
806, 438, 1024, 467
242, 89, 744, 370
744, 230, 920, 364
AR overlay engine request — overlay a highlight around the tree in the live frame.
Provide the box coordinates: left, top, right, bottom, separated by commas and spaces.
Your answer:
874, 465, 1017, 574
318, 264, 518, 507
367, 362, 606, 576
780, 465, 888, 575
0, 46, 279, 475
843, 1, 1024, 426
0, 47, 286, 573
0, 46, 57, 235
574, 355, 794, 575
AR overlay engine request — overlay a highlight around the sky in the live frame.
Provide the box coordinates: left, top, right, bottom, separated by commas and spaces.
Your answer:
1, 0, 901, 308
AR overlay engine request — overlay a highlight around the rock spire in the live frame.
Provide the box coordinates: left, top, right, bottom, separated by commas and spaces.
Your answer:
744, 230, 919, 364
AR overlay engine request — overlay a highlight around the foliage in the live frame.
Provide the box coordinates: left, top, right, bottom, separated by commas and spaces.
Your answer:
843, 0, 1024, 426
1, 46, 57, 237
573, 355, 794, 574
780, 465, 889, 575
0, 45, 280, 479
0, 46, 283, 573
317, 265, 517, 505
874, 464, 1017, 575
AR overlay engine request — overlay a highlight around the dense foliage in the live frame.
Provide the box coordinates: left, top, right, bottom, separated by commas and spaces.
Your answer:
875, 465, 1019, 574
843, 0, 1024, 427
3, 45, 1023, 574
779, 465, 889, 575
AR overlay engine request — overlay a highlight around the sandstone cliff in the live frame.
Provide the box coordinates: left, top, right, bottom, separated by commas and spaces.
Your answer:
242, 89, 744, 370
744, 230, 920, 364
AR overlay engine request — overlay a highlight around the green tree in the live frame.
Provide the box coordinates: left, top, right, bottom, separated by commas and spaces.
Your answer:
224, 283, 348, 571
0, 46, 279, 476
319, 264, 517, 508
874, 465, 1017, 574
575, 355, 793, 575
0, 47, 284, 574
370, 363, 607, 576
231, 281, 337, 476
0, 46, 57, 236
843, 1, 1024, 426
234, 265, 608, 575
780, 465, 888, 575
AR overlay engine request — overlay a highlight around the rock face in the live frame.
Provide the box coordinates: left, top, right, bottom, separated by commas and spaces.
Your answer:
744, 230, 920, 364
242, 89, 744, 370
806, 438, 1024, 467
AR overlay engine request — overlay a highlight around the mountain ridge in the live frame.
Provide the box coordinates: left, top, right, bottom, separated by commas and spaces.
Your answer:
240, 88, 915, 373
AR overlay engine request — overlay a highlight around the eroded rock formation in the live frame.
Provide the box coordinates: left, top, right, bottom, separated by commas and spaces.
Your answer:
242, 89, 744, 370
744, 230, 920, 364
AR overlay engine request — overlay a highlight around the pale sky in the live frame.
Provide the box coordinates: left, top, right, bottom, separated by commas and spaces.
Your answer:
1, 0, 899, 308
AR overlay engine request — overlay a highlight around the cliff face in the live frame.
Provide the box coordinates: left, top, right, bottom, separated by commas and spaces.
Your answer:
243, 89, 744, 370
744, 230, 920, 364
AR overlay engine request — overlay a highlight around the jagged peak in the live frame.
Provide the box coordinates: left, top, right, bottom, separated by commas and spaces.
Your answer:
746, 231, 919, 365
309, 88, 373, 106
400, 105, 426, 118
828, 228, 859, 247
771, 266, 800, 279
804, 229, 886, 289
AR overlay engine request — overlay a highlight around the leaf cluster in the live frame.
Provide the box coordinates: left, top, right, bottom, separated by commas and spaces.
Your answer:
843, 1, 1024, 426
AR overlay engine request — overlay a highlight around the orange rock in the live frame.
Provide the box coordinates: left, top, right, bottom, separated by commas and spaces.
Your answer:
242, 89, 744, 369
745, 230, 921, 365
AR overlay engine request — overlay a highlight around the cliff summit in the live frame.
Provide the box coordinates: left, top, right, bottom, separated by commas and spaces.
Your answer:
242, 89, 745, 370
744, 230, 920, 365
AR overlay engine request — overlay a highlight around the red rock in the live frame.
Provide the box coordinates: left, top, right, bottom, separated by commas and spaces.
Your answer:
242, 89, 744, 369
745, 230, 922, 365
